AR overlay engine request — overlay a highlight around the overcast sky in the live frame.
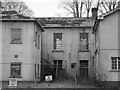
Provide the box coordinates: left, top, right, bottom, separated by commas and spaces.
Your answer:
22, 0, 67, 17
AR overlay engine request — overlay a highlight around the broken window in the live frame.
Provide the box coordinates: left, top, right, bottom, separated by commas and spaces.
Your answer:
111, 57, 120, 70
11, 28, 22, 44
10, 62, 21, 78
54, 33, 63, 51
80, 33, 88, 51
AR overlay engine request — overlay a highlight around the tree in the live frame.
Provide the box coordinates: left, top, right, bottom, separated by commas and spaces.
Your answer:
97, 0, 119, 15
1, 0, 33, 17
59, 0, 119, 18
83, 0, 93, 18
59, 0, 93, 18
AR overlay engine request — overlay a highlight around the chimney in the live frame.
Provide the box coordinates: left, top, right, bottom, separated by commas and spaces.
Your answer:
92, 8, 98, 19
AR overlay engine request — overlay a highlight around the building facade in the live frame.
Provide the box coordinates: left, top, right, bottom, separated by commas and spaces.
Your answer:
39, 18, 95, 82
0, 17, 44, 82
93, 8, 120, 86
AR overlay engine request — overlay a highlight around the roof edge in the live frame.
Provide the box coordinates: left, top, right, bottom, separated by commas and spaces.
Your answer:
0, 19, 44, 32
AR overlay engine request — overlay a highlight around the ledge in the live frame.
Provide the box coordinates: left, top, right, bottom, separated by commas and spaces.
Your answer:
9, 76, 22, 78
10, 42, 22, 44
109, 70, 120, 72
78, 50, 90, 52
52, 50, 64, 52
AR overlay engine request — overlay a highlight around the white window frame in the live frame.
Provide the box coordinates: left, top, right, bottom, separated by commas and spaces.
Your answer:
111, 57, 120, 70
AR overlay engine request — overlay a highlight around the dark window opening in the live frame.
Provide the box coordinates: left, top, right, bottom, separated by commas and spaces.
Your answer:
79, 60, 89, 78
53, 60, 63, 70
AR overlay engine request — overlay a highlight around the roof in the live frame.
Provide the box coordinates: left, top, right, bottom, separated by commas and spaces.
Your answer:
0, 10, 31, 19
0, 19, 44, 32
36, 17, 95, 28
0, 10, 44, 32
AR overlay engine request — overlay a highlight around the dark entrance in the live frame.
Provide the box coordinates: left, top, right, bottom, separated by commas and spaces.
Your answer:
79, 60, 89, 79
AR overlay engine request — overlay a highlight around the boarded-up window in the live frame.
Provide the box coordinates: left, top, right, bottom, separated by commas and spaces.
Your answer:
54, 33, 63, 50
11, 28, 22, 44
80, 33, 88, 50
10, 62, 21, 78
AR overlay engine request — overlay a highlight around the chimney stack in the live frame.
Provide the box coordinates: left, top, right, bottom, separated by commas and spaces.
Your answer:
92, 8, 98, 19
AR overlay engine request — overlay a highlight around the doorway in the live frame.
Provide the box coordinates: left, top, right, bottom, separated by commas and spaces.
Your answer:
79, 60, 89, 79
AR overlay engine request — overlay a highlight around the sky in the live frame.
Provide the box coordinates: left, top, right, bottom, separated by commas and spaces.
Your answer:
22, 0, 67, 17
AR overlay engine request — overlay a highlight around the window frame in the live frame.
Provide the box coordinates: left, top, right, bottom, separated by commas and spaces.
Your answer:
38, 34, 40, 49
53, 60, 63, 70
53, 33, 63, 51
35, 32, 37, 47
80, 32, 89, 51
79, 60, 89, 69
111, 57, 120, 70
10, 28, 22, 44
10, 62, 22, 78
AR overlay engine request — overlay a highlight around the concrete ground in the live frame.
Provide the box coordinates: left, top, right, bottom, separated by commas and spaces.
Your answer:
1, 80, 96, 88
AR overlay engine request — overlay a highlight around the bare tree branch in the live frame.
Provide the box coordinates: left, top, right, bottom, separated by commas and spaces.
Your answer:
1, 0, 33, 17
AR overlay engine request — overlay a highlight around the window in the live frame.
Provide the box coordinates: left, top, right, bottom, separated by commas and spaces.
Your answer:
38, 35, 40, 48
111, 57, 120, 70
80, 60, 89, 68
35, 32, 37, 47
10, 62, 21, 78
35, 63, 36, 79
79, 60, 89, 78
38, 64, 39, 79
11, 28, 22, 44
80, 33, 88, 51
54, 33, 63, 51
53, 60, 63, 70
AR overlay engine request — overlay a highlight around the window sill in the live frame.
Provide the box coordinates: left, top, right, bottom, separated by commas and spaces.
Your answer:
52, 50, 64, 52
9, 76, 22, 78
10, 42, 22, 44
109, 70, 120, 72
78, 50, 90, 52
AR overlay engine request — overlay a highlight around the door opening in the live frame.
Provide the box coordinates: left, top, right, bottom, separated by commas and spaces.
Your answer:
79, 60, 89, 79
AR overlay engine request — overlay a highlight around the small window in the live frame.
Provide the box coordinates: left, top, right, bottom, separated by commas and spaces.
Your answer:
111, 57, 120, 70
10, 62, 21, 78
54, 33, 63, 51
11, 28, 22, 44
80, 33, 88, 51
